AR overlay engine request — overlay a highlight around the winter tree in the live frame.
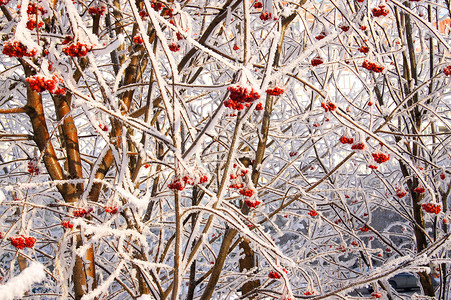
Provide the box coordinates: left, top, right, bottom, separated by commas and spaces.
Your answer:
0, 0, 450, 299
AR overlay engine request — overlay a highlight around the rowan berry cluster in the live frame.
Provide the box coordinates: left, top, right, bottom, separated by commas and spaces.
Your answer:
255, 102, 263, 110
289, 151, 298, 157
3, 41, 37, 57
26, 75, 66, 95
63, 42, 94, 57
304, 291, 315, 296
0, 0, 10, 5
133, 36, 144, 44
239, 188, 255, 197
98, 124, 108, 131
233, 44, 239, 51
268, 271, 281, 279
308, 210, 318, 217
440, 172, 446, 180
362, 60, 384, 73
358, 46, 369, 54
73, 207, 93, 218
443, 66, 451, 76
169, 43, 180, 52
168, 172, 209, 190
360, 225, 370, 232
105, 206, 118, 214
260, 12, 272, 20
224, 85, 260, 111
28, 161, 40, 175
139, 10, 149, 19
27, 2, 46, 15
372, 5, 389, 17
321, 101, 336, 112
311, 56, 323, 66
168, 180, 184, 191
151, 1, 164, 10
351, 142, 365, 150
371, 292, 382, 298
368, 164, 378, 170
395, 187, 407, 198
315, 32, 326, 40
266, 87, 284, 96
339, 136, 354, 144
61, 221, 74, 229
245, 199, 261, 208
351, 241, 358, 246
339, 25, 350, 32
27, 17, 44, 30
10, 235, 36, 249
88, 6, 106, 15
372, 152, 390, 164
414, 186, 425, 194
254, 1, 263, 8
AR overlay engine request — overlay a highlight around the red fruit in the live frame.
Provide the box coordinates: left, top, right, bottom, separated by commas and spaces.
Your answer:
372, 5, 389, 17
10, 235, 36, 249
362, 60, 384, 73
150, 1, 164, 11
440, 173, 446, 180
311, 56, 323, 66
351, 241, 358, 246
2, 41, 37, 57
351, 143, 365, 150
0, 0, 11, 4
358, 46, 369, 54
61, 221, 74, 229
339, 25, 350, 32
168, 43, 180, 52
371, 292, 382, 298
88, 6, 106, 15
105, 206, 118, 214
268, 271, 281, 279
133, 36, 143, 44
308, 210, 318, 217
233, 44, 239, 51
421, 203, 441, 214
63, 42, 94, 57
368, 164, 378, 170
339, 136, 354, 144
260, 12, 272, 21
320, 101, 336, 112
443, 66, 451, 76
315, 32, 326, 40
266, 87, 284, 96
139, 10, 149, 19
255, 102, 263, 110
26, 75, 65, 95
360, 225, 370, 232
99, 124, 108, 131
73, 207, 93, 218
304, 291, 314, 296
239, 188, 255, 197
372, 152, 390, 164
360, 25, 367, 30
254, 1, 263, 8
244, 199, 261, 208
414, 186, 425, 194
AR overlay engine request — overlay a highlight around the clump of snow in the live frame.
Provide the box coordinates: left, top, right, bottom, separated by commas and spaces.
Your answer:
0, 262, 46, 300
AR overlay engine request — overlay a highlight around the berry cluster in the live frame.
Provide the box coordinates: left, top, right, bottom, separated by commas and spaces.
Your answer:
10, 235, 36, 249
105, 206, 118, 214
224, 85, 260, 111
395, 187, 407, 198
233, 44, 239, 51
168, 172, 209, 191
133, 36, 144, 44
351, 142, 365, 150
443, 66, 451, 76
321, 101, 336, 112
414, 186, 425, 194
244, 199, 261, 208
339, 25, 350, 32
151, 1, 164, 10
61, 221, 74, 229
98, 124, 108, 131
254, 1, 263, 8
28, 161, 40, 175
362, 60, 384, 73
0, 0, 11, 5
440, 172, 446, 180
255, 102, 263, 110
260, 12, 272, 20
239, 188, 255, 197
358, 46, 369, 54
304, 291, 315, 296
266, 87, 284, 96
63, 42, 94, 57
27, 2, 46, 15
339, 136, 354, 144
73, 207, 93, 218
268, 271, 281, 279
372, 152, 390, 164
360, 25, 367, 30
371, 292, 382, 298
168, 180, 184, 191
169, 43, 180, 52
372, 5, 389, 17
27, 17, 44, 30
289, 151, 298, 157
368, 164, 378, 170
351, 241, 359, 246
26, 75, 65, 95
139, 10, 149, 19
2, 41, 37, 57
311, 56, 323, 66
315, 32, 326, 40
308, 210, 318, 217
88, 6, 106, 15
360, 225, 370, 232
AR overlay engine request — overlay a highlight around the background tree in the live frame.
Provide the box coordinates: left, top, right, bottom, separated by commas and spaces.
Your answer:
0, 0, 450, 299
